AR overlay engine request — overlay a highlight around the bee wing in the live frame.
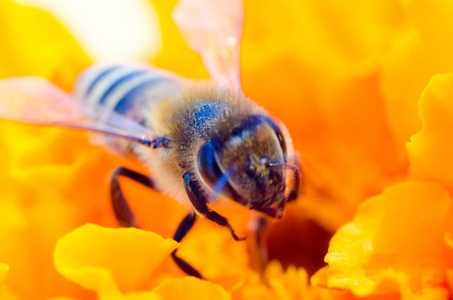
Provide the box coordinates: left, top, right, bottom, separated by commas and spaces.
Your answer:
0, 77, 154, 146
172, 0, 243, 91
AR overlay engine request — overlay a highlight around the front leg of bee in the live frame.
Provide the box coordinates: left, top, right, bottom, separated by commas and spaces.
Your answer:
149, 137, 174, 149
171, 213, 205, 279
110, 166, 155, 228
183, 172, 246, 241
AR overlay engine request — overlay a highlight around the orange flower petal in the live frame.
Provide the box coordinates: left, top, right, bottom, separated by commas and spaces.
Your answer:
447, 269, 453, 296
54, 224, 178, 296
381, 1, 453, 156
318, 181, 453, 298
0, 4, 108, 292
1, 289, 20, 300
229, 261, 328, 300
407, 73, 453, 192
0, 264, 21, 300
264, 261, 313, 300
312, 267, 409, 300
239, 0, 407, 233
111, 292, 159, 300
149, 0, 208, 79
0, 264, 9, 286
0, 0, 91, 90
151, 277, 231, 300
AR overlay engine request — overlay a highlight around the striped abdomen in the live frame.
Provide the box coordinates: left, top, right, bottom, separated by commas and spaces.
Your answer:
73, 64, 184, 125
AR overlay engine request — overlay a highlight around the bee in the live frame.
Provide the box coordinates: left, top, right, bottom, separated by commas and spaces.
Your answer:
0, 0, 300, 279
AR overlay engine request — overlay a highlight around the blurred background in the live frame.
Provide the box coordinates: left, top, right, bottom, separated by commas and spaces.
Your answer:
13, 0, 161, 62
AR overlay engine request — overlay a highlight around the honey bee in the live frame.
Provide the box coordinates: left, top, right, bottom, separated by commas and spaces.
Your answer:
0, 0, 300, 279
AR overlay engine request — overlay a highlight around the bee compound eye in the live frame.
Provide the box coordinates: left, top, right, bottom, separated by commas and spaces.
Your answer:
197, 141, 223, 187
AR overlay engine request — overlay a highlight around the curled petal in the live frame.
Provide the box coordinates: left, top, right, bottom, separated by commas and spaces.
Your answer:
407, 73, 453, 192
54, 224, 178, 296
316, 182, 453, 298
312, 267, 410, 299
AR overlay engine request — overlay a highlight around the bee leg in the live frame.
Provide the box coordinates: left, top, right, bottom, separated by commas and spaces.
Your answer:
110, 166, 155, 228
171, 213, 205, 279
150, 137, 174, 149
183, 172, 246, 241
249, 215, 269, 273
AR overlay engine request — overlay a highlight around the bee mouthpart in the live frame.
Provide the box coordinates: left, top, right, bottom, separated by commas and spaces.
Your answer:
252, 200, 286, 219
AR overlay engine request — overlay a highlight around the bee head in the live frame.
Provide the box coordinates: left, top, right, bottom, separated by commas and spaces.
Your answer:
197, 115, 288, 218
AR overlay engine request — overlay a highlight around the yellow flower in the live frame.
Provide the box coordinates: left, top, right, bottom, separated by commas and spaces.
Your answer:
2, 0, 453, 299
312, 63, 453, 298
0, 0, 90, 89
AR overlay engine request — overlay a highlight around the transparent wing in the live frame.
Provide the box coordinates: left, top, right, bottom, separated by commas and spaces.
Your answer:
172, 0, 243, 91
0, 77, 155, 146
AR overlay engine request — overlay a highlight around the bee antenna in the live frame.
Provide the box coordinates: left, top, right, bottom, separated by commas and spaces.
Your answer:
268, 162, 282, 167
284, 163, 298, 170
284, 163, 301, 179
268, 162, 297, 170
